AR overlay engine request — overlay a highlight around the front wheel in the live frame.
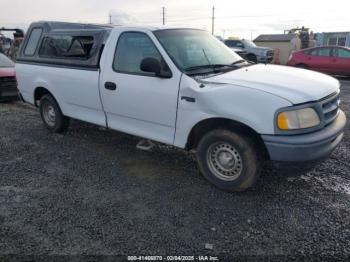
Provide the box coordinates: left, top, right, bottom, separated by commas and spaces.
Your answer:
39, 94, 70, 133
196, 129, 261, 192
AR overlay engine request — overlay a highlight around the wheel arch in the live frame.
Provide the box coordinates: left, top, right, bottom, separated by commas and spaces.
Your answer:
33, 86, 54, 107
185, 117, 269, 159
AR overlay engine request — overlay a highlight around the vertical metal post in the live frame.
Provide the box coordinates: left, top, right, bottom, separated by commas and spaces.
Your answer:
212, 6, 215, 35
162, 7, 165, 25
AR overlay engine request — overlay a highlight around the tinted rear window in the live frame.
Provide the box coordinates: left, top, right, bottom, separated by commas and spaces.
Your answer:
24, 28, 43, 56
39, 35, 94, 59
334, 48, 350, 58
0, 53, 14, 67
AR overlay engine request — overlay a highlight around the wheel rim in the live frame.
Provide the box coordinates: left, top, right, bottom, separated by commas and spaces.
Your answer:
207, 142, 243, 181
42, 103, 56, 127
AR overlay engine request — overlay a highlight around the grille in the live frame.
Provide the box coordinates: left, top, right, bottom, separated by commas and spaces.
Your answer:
0, 77, 17, 91
266, 50, 274, 57
321, 93, 340, 125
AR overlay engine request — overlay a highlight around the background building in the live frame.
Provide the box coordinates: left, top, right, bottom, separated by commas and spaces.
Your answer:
254, 34, 301, 65
315, 32, 350, 47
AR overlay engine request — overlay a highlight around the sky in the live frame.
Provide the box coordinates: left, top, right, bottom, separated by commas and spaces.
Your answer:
0, 0, 349, 39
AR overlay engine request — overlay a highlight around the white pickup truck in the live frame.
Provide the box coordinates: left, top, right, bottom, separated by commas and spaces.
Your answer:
16, 22, 346, 192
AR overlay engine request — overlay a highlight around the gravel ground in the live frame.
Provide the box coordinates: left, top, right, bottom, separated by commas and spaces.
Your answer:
0, 79, 349, 261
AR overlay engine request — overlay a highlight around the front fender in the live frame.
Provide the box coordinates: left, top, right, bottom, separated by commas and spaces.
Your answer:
174, 76, 292, 148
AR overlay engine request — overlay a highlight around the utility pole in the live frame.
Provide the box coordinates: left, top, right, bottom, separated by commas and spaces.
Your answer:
211, 6, 215, 35
162, 7, 165, 25
109, 13, 112, 25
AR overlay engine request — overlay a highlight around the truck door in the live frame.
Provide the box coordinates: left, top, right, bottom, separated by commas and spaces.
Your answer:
99, 31, 182, 145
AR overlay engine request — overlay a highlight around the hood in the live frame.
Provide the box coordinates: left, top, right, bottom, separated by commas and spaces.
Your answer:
251, 46, 272, 51
202, 64, 339, 104
0, 67, 16, 78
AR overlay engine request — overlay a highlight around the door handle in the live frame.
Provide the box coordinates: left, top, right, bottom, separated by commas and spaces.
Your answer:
181, 96, 196, 103
105, 82, 117, 90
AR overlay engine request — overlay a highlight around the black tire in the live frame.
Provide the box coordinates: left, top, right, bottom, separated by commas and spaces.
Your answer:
246, 54, 257, 63
196, 129, 261, 192
39, 94, 70, 133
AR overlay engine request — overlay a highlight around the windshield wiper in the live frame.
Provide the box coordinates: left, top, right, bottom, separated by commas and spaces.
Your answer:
185, 64, 235, 72
231, 59, 247, 65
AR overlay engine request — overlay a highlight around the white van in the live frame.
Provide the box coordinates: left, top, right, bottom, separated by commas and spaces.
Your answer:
16, 22, 346, 192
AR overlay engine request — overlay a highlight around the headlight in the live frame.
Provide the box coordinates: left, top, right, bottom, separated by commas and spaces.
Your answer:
277, 108, 320, 130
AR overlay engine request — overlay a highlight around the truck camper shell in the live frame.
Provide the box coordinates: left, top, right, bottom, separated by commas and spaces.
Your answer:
17, 21, 112, 69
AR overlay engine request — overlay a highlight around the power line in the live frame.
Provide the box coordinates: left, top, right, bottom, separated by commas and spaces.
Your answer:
159, 17, 209, 23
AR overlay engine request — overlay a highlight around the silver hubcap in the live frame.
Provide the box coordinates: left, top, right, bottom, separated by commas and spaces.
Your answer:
207, 142, 243, 181
43, 104, 56, 127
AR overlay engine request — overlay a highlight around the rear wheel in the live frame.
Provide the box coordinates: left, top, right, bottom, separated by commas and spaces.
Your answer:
196, 129, 261, 192
39, 94, 69, 133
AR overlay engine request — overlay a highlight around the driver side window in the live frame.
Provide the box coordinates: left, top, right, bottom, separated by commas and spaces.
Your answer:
225, 40, 244, 48
113, 32, 163, 75
236, 41, 244, 48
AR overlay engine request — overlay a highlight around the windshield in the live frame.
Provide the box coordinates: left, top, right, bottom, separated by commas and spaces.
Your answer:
0, 53, 14, 68
243, 39, 256, 47
154, 29, 243, 72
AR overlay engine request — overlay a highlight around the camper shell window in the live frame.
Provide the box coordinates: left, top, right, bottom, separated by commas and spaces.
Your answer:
39, 35, 94, 59
24, 28, 43, 56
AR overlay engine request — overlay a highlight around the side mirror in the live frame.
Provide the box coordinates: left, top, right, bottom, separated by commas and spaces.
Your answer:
140, 57, 172, 78
140, 57, 161, 74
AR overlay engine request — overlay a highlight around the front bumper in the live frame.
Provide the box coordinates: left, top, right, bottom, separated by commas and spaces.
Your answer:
0, 89, 19, 101
262, 110, 347, 162
0, 78, 18, 101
